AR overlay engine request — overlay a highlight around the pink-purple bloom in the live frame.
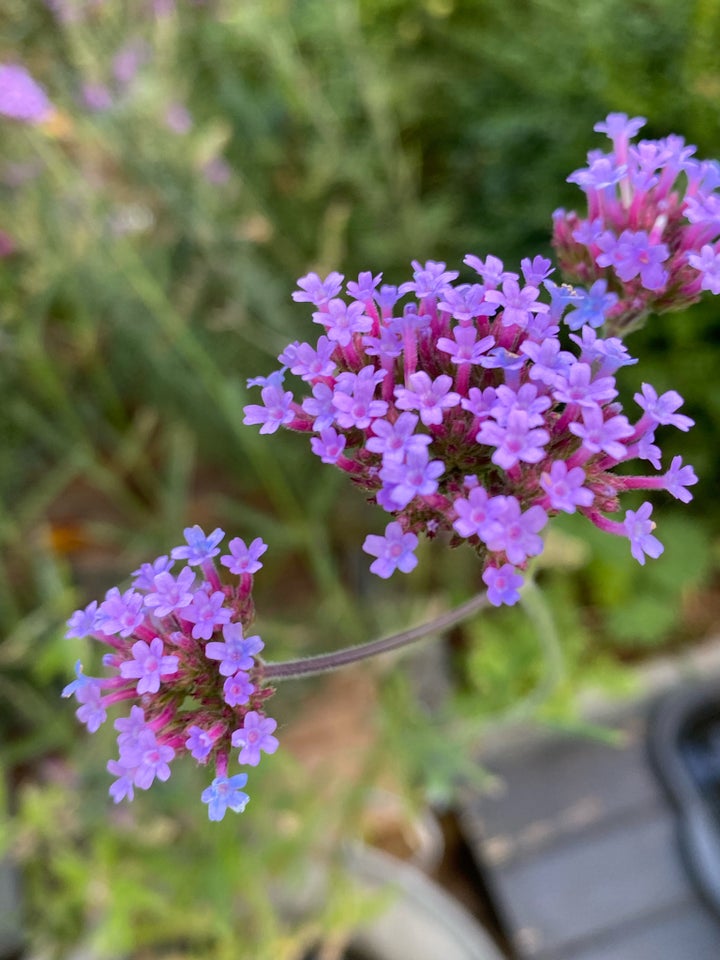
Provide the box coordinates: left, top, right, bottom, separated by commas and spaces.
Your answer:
245, 227, 697, 597
554, 112, 720, 334
63, 529, 276, 820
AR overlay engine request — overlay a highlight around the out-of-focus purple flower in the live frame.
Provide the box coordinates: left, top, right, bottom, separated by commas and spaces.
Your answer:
202, 156, 231, 185
164, 101, 193, 134
0, 64, 52, 123
81, 83, 113, 113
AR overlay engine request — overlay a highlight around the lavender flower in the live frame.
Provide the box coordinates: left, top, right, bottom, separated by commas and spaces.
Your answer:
63, 529, 277, 820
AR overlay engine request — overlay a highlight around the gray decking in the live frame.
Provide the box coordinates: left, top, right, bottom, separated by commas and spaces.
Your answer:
460, 699, 720, 958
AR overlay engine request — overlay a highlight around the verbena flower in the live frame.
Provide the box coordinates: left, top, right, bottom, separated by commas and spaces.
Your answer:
553, 112, 720, 334
62, 528, 276, 820
244, 252, 697, 605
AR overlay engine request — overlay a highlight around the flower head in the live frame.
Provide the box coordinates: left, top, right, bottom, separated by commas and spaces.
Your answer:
63, 529, 276, 819
553, 114, 720, 334
244, 239, 696, 602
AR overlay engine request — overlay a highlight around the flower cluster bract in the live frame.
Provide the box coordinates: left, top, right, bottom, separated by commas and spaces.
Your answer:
244, 249, 697, 606
62, 527, 277, 821
553, 113, 720, 334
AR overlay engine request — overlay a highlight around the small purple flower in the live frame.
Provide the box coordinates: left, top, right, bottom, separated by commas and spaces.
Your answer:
485, 279, 549, 329
540, 461, 594, 513
484, 498, 548, 566
186, 725, 217, 763
183, 588, 232, 641
366, 413, 431, 463
394, 372, 461, 427
521, 338, 574, 386
552, 364, 617, 409
483, 564, 524, 607
292, 272, 344, 306
223, 671, 255, 707
0, 64, 52, 123
635, 384, 694, 431
119, 637, 179, 694
521, 255, 554, 286
688, 245, 720, 294
311, 426, 347, 464
61, 660, 92, 699
463, 254, 515, 288
596, 229, 669, 291
347, 271, 382, 302
201, 774, 250, 821
624, 502, 664, 564
564, 280, 618, 330
302, 381, 336, 430
332, 367, 388, 429
107, 759, 135, 803
313, 299, 372, 347
663, 455, 698, 503
452, 486, 499, 539
220, 537, 268, 575
132, 554, 174, 591
231, 711, 279, 766
476, 409, 549, 470
401, 260, 459, 299
437, 284, 496, 322
436, 327, 495, 365
171, 525, 224, 565
491, 384, 551, 427
205, 622, 264, 676
114, 705, 148, 750
133, 731, 175, 789
569, 407, 634, 460
243, 384, 296, 434
280, 336, 337, 380
144, 567, 196, 617
66, 601, 99, 639
379, 447, 445, 509
75, 680, 107, 733
362, 522, 419, 579
98, 588, 145, 637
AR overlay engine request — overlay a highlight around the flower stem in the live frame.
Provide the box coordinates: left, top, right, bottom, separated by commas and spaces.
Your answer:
262, 591, 489, 681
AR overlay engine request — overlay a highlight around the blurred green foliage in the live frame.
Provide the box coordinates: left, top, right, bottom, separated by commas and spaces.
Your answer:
1, 0, 720, 955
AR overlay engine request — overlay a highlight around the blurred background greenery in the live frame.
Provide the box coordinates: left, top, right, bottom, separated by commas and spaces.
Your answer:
2, 0, 720, 956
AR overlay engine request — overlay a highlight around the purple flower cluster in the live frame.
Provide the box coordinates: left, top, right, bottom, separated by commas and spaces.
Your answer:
553, 113, 720, 334
244, 253, 697, 606
62, 527, 278, 821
